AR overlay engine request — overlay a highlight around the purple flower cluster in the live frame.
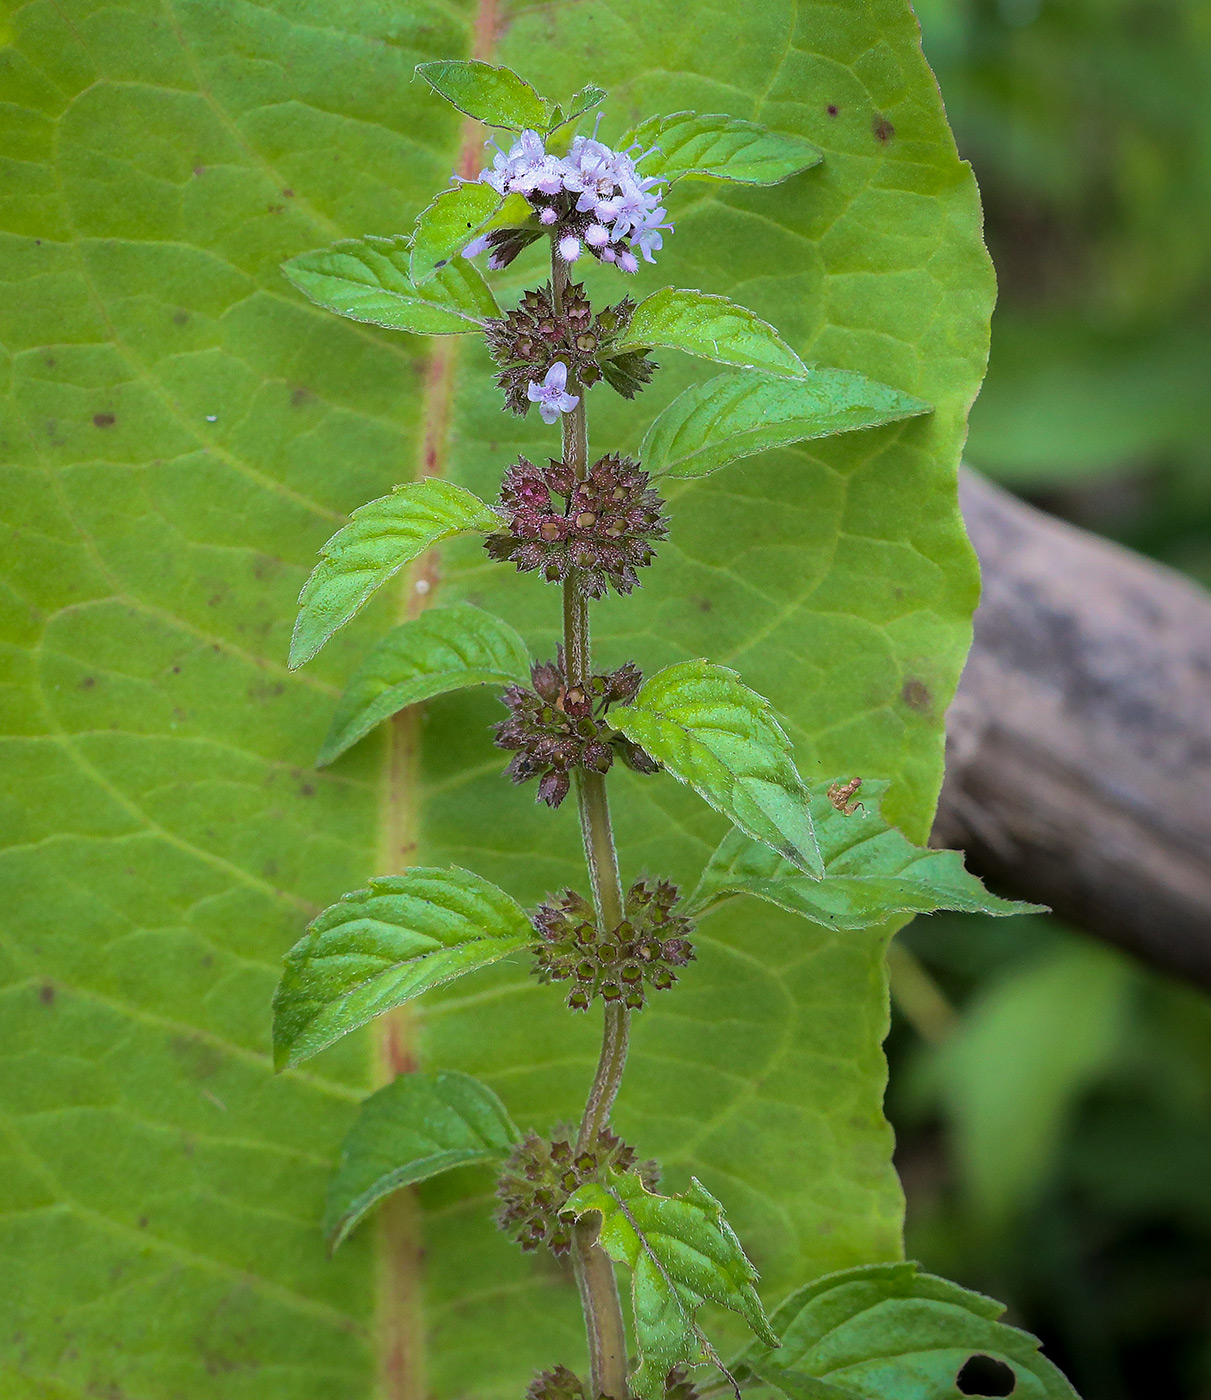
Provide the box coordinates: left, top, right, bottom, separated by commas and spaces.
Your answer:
464, 126, 673, 272
530, 879, 696, 1013
485, 453, 668, 598
493, 652, 657, 808
496, 1127, 653, 1256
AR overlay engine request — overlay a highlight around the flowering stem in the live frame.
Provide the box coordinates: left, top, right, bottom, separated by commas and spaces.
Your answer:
553, 241, 632, 1400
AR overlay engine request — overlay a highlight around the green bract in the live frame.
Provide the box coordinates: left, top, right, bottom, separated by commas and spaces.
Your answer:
282, 234, 499, 333
324, 1069, 520, 1251
732, 1261, 1079, 1399
618, 111, 823, 185
272, 867, 533, 1068
289, 480, 498, 669
565, 1171, 779, 1398
318, 603, 532, 765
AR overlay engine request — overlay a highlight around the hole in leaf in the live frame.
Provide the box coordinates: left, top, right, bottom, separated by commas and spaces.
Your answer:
956, 1355, 1016, 1396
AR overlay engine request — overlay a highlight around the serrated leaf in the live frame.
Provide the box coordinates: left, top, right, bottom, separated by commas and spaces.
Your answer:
610, 288, 808, 377
612, 660, 822, 877
318, 603, 531, 765
685, 781, 1043, 927
731, 1261, 1079, 1399
3, 4, 994, 1395
410, 184, 533, 286
415, 59, 554, 131
642, 371, 932, 479
548, 84, 608, 132
324, 1069, 520, 1252
272, 867, 532, 1068
565, 1171, 778, 1398
282, 233, 498, 333
289, 480, 498, 670
620, 111, 823, 185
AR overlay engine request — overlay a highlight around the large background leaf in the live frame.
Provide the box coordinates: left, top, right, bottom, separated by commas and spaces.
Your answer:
0, 3, 991, 1400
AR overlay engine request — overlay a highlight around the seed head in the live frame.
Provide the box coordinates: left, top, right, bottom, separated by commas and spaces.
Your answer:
530, 879, 696, 1011
486, 453, 668, 598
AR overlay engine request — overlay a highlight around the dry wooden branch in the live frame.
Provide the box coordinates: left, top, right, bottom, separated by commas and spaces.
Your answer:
932, 471, 1211, 988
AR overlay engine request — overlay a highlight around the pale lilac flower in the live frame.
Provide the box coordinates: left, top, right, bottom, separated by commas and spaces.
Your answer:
527, 362, 580, 424
635, 206, 673, 263
584, 223, 612, 249
558, 235, 582, 263
618, 249, 639, 274
462, 233, 492, 259
539, 207, 558, 225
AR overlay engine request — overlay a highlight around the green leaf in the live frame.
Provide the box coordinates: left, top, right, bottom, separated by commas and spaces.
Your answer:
685, 781, 1043, 927
415, 59, 554, 132
289, 480, 498, 670
731, 1261, 1079, 1399
642, 371, 932, 479
547, 84, 608, 132
282, 234, 499, 334
619, 111, 823, 185
272, 867, 533, 1069
318, 603, 531, 766
324, 1069, 520, 1252
610, 288, 808, 377
410, 184, 533, 286
612, 660, 822, 877
565, 1171, 778, 1398
2, 3, 993, 1395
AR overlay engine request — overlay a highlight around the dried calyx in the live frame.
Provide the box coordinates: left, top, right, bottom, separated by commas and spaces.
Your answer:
494, 653, 658, 808
526, 1366, 586, 1400
496, 1127, 657, 1256
531, 879, 696, 1012
486, 452, 668, 598
485, 282, 654, 416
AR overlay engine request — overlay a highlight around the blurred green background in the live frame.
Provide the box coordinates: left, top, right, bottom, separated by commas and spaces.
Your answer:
888, 2, 1211, 1396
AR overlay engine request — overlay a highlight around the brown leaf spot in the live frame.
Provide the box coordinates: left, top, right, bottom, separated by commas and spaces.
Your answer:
827, 104, 839, 116
39, 982, 55, 1006
872, 113, 895, 143
282, 187, 294, 197
901, 678, 932, 713
78, 675, 96, 690
290, 384, 312, 406
93, 412, 116, 428
173, 310, 189, 326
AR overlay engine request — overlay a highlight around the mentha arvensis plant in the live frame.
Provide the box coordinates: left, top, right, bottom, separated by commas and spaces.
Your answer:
273, 59, 1078, 1400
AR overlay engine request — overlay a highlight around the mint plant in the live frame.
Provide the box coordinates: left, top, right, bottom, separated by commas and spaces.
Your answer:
272, 60, 1075, 1400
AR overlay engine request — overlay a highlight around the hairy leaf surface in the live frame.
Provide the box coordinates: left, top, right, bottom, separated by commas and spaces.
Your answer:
566, 1170, 778, 1397
619, 112, 823, 186
273, 868, 532, 1068
732, 1262, 1078, 1399
643, 371, 932, 480
613, 660, 822, 876
685, 783, 1043, 927
325, 1069, 520, 1251
611, 288, 808, 377
290, 480, 498, 669
416, 59, 554, 132
318, 603, 531, 765
283, 234, 499, 333
0, 2, 992, 1397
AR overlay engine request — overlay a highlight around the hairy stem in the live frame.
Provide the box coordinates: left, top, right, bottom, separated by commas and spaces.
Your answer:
553, 242, 632, 1400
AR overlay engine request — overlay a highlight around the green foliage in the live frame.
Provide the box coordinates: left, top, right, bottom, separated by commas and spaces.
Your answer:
0, 1, 993, 1394
324, 1069, 519, 1251
317, 603, 531, 766
565, 1171, 778, 1397
272, 868, 532, 1068
643, 371, 931, 480
416, 59, 555, 132
610, 288, 808, 377
282, 234, 499, 334
732, 1261, 1077, 1399
929, 943, 1132, 1230
612, 660, 822, 876
619, 112, 822, 186
410, 184, 519, 286
686, 782, 1042, 927
289, 480, 498, 669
